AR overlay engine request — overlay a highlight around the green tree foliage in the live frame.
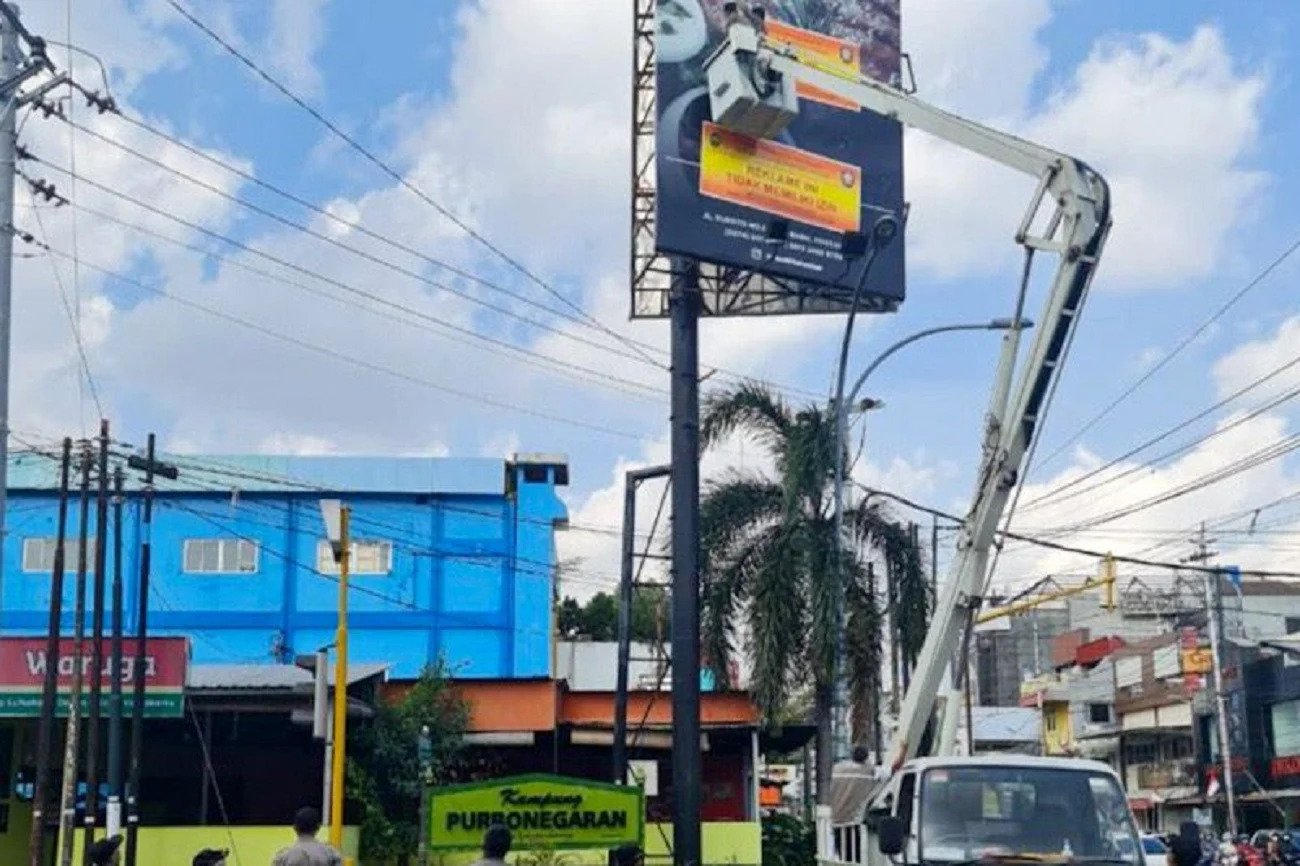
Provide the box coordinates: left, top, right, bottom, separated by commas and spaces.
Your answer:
346, 662, 469, 865
555, 586, 668, 642
698, 382, 928, 801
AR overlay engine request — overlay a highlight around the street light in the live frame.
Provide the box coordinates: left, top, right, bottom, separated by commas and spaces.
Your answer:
319, 498, 351, 850
829, 318, 1033, 765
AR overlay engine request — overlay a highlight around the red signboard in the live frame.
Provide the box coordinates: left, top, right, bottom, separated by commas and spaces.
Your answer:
0, 636, 188, 718
1272, 755, 1300, 780
1180, 627, 1200, 650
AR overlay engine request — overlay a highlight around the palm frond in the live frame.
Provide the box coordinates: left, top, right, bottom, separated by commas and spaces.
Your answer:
701, 381, 792, 454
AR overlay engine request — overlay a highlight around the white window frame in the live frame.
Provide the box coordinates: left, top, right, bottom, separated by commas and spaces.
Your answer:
182, 538, 259, 575
21, 536, 95, 573
316, 539, 393, 575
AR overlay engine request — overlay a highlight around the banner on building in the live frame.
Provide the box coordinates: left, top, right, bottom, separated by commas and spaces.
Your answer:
0, 636, 188, 718
427, 774, 644, 851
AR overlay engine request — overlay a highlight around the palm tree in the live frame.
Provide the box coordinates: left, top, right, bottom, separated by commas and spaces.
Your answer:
698, 381, 927, 802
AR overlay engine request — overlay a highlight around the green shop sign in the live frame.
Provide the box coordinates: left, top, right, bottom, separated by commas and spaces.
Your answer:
428, 774, 644, 851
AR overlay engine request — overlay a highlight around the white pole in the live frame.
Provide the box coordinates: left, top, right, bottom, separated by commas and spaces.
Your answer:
1204, 569, 1238, 835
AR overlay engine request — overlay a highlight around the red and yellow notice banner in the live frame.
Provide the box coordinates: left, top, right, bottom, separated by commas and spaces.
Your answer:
699, 122, 861, 234
764, 20, 860, 111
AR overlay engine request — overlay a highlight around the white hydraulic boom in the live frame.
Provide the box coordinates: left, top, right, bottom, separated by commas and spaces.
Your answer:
705, 7, 1112, 771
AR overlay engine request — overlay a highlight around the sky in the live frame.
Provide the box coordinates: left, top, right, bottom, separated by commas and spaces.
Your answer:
7, 0, 1300, 605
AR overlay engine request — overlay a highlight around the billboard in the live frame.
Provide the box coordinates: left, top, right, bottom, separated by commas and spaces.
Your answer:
648, 0, 904, 314
0, 636, 188, 718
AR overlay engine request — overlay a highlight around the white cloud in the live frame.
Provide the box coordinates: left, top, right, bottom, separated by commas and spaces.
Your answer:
1213, 315, 1300, 400
264, 0, 329, 99
905, 23, 1266, 288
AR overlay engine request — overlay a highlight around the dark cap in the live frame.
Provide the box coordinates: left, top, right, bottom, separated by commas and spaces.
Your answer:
194, 849, 229, 866
87, 835, 124, 866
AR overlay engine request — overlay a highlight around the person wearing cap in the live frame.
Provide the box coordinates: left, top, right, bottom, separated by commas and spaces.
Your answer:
273, 806, 343, 866
193, 848, 229, 866
87, 835, 124, 866
471, 824, 513, 866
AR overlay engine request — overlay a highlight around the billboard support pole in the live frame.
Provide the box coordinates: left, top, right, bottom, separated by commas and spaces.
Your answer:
28, 437, 73, 866
669, 257, 701, 866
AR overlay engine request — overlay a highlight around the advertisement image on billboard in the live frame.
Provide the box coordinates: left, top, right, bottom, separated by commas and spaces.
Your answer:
653, 0, 904, 310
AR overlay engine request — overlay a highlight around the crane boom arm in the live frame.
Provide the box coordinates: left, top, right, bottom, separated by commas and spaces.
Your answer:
705, 17, 1112, 770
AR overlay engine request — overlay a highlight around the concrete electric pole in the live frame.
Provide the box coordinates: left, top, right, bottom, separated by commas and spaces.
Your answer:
1189, 524, 1237, 836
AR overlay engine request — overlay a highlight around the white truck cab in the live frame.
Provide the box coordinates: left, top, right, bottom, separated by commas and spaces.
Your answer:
866, 756, 1143, 866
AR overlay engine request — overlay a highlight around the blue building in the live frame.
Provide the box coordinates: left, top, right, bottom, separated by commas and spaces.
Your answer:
0, 451, 569, 678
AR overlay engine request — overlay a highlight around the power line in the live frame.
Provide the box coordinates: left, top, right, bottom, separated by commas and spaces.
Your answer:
64, 2, 86, 432
28, 114, 664, 372
1035, 231, 1300, 470
1024, 348, 1300, 512
17, 233, 649, 441
162, 0, 664, 370
854, 481, 1300, 579
1023, 369, 1300, 514
24, 187, 104, 419
19, 154, 666, 399
41, 107, 825, 403
1045, 431, 1300, 537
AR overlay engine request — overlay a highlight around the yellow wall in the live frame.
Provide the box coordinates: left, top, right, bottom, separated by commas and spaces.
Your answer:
64, 826, 361, 866
1042, 700, 1073, 755
432, 822, 763, 866
57, 822, 758, 866
0, 799, 33, 865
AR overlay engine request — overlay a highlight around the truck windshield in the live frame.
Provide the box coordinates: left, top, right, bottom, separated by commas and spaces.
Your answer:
918, 765, 1141, 864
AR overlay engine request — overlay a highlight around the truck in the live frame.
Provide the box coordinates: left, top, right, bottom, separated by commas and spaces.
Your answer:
702, 5, 1144, 865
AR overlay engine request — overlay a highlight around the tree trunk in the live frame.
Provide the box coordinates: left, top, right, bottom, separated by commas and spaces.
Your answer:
815, 682, 834, 805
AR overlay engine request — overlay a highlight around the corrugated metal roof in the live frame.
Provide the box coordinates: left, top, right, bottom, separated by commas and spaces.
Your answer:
8, 453, 508, 495
187, 662, 389, 690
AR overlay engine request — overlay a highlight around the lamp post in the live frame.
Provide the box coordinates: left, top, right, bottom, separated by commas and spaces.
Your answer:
320, 499, 351, 851
829, 318, 1032, 766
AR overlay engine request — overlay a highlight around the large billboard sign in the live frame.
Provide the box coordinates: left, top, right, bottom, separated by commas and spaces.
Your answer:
0, 636, 188, 718
643, 0, 904, 316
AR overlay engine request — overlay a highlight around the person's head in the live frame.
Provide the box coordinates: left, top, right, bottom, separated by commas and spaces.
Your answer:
484, 824, 512, 859
193, 849, 229, 866
293, 806, 323, 838
88, 835, 124, 866
613, 845, 643, 866
851, 745, 870, 764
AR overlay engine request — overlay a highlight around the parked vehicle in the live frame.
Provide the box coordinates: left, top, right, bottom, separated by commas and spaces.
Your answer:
1140, 834, 1170, 866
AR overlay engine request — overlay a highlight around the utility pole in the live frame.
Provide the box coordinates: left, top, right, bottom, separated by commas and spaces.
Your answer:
417, 725, 432, 866
1189, 523, 1237, 836
107, 464, 125, 837
614, 465, 669, 786
668, 258, 702, 866
58, 440, 92, 866
319, 498, 351, 851
0, 3, 54, 593
29, 437, 73, 866
0, 2, 17, 596
125, 434, 176, 866
83, 420, 110, 860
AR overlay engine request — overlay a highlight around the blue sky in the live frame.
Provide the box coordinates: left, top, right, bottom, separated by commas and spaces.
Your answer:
9, 0, 1300, 596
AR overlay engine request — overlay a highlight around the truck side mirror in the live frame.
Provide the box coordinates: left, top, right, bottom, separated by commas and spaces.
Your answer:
878, 816, 905, 856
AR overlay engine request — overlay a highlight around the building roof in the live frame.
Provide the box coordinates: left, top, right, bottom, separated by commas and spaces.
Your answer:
6, 453, 567, 495
187, 662, 389, 690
